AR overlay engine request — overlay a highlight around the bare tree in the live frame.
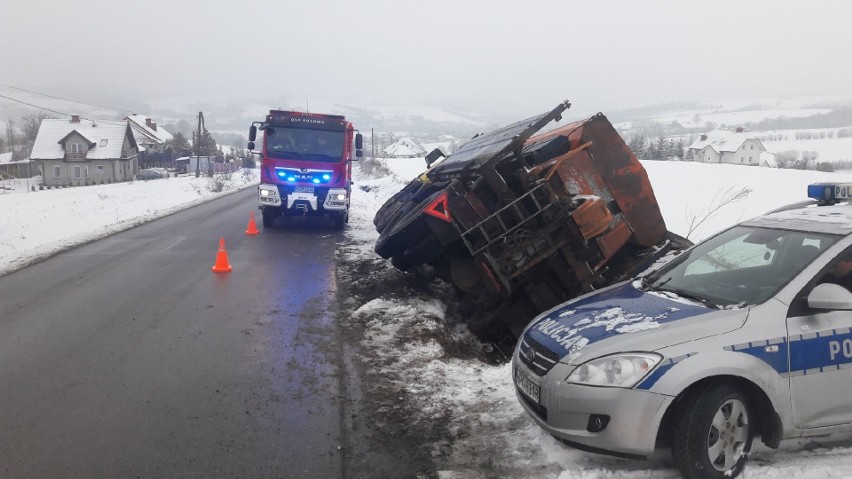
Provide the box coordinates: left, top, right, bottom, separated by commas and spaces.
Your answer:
685, 186, 753, 240
20, 113, 53, 159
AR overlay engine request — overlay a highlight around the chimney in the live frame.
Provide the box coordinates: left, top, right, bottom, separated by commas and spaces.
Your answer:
736, 126, 744, 133
151, 122, 157, 131
146, 118, 153, 128
71, 115, 80, 123
700, 134, 707, 141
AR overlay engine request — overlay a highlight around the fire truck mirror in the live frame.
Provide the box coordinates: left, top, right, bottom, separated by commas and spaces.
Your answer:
247, 141, 255, 151
355, 133, 363, 150
248, 125, 257, 142
355, 150, 363, 159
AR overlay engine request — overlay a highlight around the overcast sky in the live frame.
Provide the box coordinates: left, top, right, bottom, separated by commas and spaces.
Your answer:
2, 0, 852, 117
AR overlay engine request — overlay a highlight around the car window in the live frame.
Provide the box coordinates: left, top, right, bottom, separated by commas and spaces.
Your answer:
649, 226, 840, 307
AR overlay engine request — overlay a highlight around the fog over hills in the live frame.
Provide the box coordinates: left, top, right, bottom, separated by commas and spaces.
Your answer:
4, 84, 852, 151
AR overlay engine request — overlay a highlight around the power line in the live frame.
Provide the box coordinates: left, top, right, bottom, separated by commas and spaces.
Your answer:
1, 84, 135, 115
0, 93, 72, 118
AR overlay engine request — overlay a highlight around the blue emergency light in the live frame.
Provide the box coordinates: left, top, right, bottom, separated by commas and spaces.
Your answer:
274, 168, 333, 185
808, 183, 852, 204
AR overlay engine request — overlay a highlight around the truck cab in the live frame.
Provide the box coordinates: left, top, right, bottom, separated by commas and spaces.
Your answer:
248, 110, 362, 230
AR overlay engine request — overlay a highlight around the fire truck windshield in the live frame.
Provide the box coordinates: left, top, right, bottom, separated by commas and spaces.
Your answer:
265, 127, 345, 162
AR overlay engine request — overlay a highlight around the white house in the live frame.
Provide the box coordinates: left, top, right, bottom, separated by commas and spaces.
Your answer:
125, 114, 173, 152
384, 137, 427, 158
31, 116, 140, 186
688, 127, 767, 166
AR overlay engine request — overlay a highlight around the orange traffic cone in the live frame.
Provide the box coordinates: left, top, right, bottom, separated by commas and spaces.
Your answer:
211, 237, 232, 273
245, 211, 260, 235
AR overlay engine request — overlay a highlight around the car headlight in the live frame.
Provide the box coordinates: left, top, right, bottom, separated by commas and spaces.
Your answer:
566, 353, 661, 388
260, 188, 274, 197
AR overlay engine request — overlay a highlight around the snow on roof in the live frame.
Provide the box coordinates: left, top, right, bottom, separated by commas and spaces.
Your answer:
384, 137, 426, 157
688, 129, 763, 153
30, 118, 134, 160
745, 203, 852, 234
125, 114, 173, 144
0, 152, 14, 165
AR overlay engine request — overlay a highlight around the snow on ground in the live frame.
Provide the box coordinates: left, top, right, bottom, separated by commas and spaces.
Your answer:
0, 170, 259, 277
5, 155, 852, 477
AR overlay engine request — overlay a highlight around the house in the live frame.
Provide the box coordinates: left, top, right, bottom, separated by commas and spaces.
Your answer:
125, 114, 173, 152
383, 137, 427, 158
688, 127, 766, 166
30, 115, 140, 187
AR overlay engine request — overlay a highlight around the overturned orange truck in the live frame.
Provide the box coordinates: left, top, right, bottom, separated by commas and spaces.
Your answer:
373, 101, 690, 341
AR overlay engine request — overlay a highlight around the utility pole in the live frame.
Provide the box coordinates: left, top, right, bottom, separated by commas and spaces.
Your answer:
371, 128, 375, 160
195, 111, 205, 178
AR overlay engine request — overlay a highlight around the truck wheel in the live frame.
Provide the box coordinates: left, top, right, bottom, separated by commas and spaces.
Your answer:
262, 208, 276, 228
333, 212, 346, 231
672, 384, 753, 479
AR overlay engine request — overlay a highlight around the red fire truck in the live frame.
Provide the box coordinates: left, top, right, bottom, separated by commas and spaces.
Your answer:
248, 110, 362, 230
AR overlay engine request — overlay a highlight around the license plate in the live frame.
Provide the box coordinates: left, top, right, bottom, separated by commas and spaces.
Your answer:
295, 186, 315, 193
515, 368, 540, 404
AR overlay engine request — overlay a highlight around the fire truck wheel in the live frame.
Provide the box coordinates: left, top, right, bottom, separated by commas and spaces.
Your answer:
333, 212, 346, 231
261, 208, 276, 228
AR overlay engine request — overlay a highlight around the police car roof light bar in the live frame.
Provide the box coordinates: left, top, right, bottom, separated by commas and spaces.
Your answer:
808, 183, 852, 205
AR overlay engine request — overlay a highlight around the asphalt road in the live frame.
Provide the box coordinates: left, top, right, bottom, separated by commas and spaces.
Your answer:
0, 188, 362, 478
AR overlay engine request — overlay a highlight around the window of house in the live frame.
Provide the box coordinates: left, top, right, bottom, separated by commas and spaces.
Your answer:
69, 143, 85, 159
741, 157, 744, 162
97, 165, 104, 175
53, 166, 61, 178
99, 139, 108, 147
74, 166, 82, 179
750, 144, 754, 150
750, 156, 753, 162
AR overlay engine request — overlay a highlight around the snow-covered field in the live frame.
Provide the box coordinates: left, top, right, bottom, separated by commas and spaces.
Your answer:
4, 156, 852, 477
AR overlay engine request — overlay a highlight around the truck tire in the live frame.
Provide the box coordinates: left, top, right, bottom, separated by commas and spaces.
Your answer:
333, 211, 346, 231
262, 208, 276, 228
672, 383, 753, 479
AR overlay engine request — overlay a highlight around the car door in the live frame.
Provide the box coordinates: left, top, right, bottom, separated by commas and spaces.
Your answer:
786, 246, 852, 429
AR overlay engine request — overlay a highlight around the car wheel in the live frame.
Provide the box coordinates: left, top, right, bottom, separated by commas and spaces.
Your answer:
672, 383, 753, 479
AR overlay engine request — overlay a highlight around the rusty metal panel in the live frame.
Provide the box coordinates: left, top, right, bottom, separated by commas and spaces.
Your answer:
535, 115, 667, 247
570, 197, 613, 240
596, 221, 632, 261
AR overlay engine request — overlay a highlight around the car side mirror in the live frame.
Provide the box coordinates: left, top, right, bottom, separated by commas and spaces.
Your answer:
808, 283, 852, 310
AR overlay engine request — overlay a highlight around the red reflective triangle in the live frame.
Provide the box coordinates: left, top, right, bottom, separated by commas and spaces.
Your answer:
423, 191, 452, 222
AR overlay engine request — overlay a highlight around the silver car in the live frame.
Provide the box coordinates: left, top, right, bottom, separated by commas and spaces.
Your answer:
513, 182, 852, 479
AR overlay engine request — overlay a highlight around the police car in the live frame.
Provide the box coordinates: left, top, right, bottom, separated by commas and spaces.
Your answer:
513, 183, 852, 479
